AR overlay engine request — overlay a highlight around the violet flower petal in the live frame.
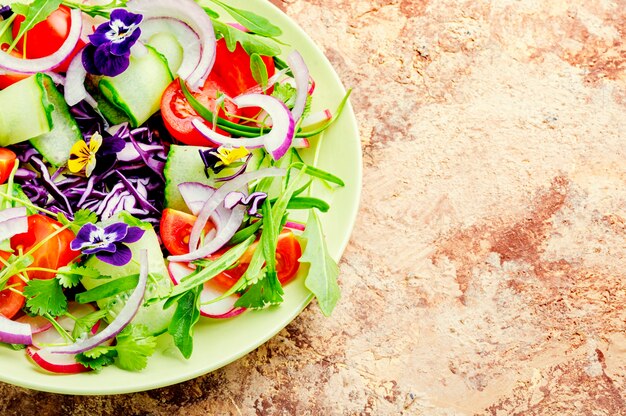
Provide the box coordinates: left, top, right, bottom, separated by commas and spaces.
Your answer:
95, 244, 132, 266
122, 226, 145, 244
102, 222, 129, 242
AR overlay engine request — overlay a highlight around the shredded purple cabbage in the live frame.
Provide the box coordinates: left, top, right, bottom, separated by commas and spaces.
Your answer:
11, 103, 168, 226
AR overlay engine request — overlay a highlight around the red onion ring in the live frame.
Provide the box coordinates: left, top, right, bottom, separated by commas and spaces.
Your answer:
286, 50, 309, 121
0, 314, 32, 345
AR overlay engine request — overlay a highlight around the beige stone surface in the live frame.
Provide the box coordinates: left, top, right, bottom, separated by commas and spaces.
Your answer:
2, 0, 626, 414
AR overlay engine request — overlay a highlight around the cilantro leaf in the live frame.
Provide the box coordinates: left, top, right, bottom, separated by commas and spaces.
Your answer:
56, 264, 100, 289
115, 325, 157, 371
272, 82, 297, 108
71, 310, 108, 340
209, 0, 282, 37
300, 211, 340, 316
212, 19, 281, 57
57, 208, 97, 234
76, 347, 117, 371
168, 285, 201, 359
10, 0, 62, 51
23, 278, 68, 317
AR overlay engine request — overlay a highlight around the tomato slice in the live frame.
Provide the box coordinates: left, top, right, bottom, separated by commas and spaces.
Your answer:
11, 5, 85, 72
10, 215, 79, 280
0, 148, 16, 185
0, 251, 24, 319
212, 231, 302, 291
212, 39, 276, 120
160, 76, 240, 147
159, 208, 216, 256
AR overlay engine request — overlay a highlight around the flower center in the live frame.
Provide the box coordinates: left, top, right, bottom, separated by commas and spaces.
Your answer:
107, 19, 138, 43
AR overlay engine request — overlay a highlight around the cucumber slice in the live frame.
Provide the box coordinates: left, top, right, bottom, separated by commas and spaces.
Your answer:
29, 74, 82, 167
85, 76, 130, 126
164, 145, 215, 212
82, 214, 174, 336
0, 75, 51, 147
99, 46, 173, 127
146, 32, 183, 75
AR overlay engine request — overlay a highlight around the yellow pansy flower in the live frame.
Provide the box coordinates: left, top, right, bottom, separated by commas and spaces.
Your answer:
210, 146, 250, 167
68, 132, 103, 177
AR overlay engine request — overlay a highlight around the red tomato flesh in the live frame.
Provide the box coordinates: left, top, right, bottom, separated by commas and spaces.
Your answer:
0, 251, 24, 319
160, 208, 216, 256
0, 148, 17, 184
10, 215, 79, 280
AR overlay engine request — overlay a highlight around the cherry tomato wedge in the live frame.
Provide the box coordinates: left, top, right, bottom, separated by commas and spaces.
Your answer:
0, 148, 16, 184
212, 38, 276, 120
0, 251, 24, 319
212, 231, 302, 291
159, 208, 216, 256
10, 215, 79, 280
160, 76, 240, 147
11, 5, 85, 72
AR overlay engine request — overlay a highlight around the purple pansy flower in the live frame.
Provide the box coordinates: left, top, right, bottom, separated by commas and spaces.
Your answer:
82, 9, 143, 77
70, 222, 145, 266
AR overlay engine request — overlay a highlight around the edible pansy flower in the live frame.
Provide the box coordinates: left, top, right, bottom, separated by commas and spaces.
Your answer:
82, 9, 143, 77
70, 222, 145, 266
199, 146, 250, 176
224, 191, 268, 216
68, 133, 103, 177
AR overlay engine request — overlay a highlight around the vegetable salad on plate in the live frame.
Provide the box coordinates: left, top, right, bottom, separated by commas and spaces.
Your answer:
0, 0, 349, 373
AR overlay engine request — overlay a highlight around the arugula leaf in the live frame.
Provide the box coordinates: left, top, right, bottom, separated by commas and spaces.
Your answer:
10, 0, 62, 51
212, 19, 281, 57
272, 82, 298, 108
23, 278, 68, 317
168, 285, 201, 359
300, 211, 340, 316
290, 162, 345, 187
71, 310, 108, 339
76, 347, 117, 371
115, 324, 157, 371
56, 264, 101, 289
209, 0, 282, 37
75, 274, 139, 304
250, 53, 269, 88
235, 272, 283, 309
285, 197, 330, 212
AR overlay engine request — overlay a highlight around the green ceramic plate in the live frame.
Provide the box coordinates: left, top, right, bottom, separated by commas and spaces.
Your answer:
0, 0, 361, 394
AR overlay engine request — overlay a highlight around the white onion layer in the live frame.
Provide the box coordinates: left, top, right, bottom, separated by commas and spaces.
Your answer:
286, 50, 309, 121
0, 314, 32, 345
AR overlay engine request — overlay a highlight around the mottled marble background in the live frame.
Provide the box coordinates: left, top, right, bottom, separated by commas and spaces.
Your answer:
2, 0, 626, 414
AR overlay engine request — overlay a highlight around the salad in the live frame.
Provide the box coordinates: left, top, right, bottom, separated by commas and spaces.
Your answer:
0, 0, 349, 374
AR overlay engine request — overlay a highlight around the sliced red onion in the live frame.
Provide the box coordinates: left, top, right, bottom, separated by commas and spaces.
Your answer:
127, 0, 216, 90
0, 9, 82, 73
192, 94, 295, 160
32, 303, 97, 348
43, 250, 149, 355
139, 17, 201, 80
284, 221, 306, 232
286, 51, 309, 121
168, 205, 245, 263
0, 207, 28, 241
65, 47, 98, 108
168, 262, 245, 318
185, 168, 286, 253
0, 314, 32, 345
224, 191, 267, 216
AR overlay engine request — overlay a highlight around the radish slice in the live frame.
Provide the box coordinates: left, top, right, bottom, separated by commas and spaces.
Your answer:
286, 50, 309, 121
301, 109, 332, 129
292, 138, 310, 148
174, 168, 285, 260
192, 94, 295, 160
0, 314, 32, 345
284, 221, 306, 232
127, 0, 216, 90
64, 47, 97, 108
139, 17, 201, 80
168, 262, 245, 318
27, 346, 89, 374
15, 315, 52, 335
31, 303, 97, 349
43, 250, 149, 355
0, 207, 28, 241
0, 9, 83, 73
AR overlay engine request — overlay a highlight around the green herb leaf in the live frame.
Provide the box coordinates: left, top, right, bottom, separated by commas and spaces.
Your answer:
115, 324, 157, 371
10, 0, 62, 51
290, 162, 345, 187
75, 274, 139, 304
76, 347, 117, 371
300, 210, 340, 316
271, 82, 297, 108
71, 310, 108, 339
212, 19, 281, 57
286, 197, 330, 212
57, 208, 97, 234
250, 53, 269, 88
234, 271, 283, 309
168, 285, 202, 359
56, 264, 101, 288
209, 0, 282, 37
23, 278, 68, 317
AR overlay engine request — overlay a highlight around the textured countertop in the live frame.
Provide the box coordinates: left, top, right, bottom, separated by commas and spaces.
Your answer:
2, 0, 626, 414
